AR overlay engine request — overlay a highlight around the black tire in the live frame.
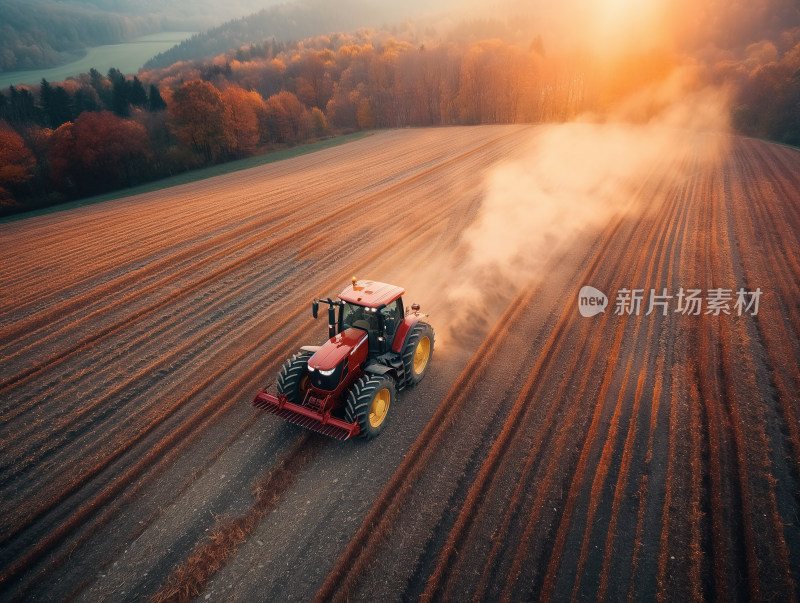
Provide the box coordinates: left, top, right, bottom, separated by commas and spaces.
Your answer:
276, 352, 312, 404
345, 374, 395, 440
401, 321, 435, 387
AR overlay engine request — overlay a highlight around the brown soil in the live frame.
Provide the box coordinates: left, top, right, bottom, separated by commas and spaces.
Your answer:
0, 126, 797, 602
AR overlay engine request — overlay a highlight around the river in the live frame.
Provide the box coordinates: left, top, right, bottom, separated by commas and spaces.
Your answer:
0, 32, 195, 89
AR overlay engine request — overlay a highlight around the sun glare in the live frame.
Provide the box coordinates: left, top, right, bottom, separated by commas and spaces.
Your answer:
590, 0, 668, 56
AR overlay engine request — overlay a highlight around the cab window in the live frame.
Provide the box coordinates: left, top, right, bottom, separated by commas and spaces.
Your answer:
342, 302, 377, 332
380, 299, 403, 339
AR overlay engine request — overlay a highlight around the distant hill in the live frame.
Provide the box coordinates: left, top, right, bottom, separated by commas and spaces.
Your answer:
0, 0, 283, 72
144, 0, 462, 69
1, 0, 144, 71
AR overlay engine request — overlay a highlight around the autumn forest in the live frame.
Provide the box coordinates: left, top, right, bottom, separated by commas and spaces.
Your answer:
1, 22, 800, 216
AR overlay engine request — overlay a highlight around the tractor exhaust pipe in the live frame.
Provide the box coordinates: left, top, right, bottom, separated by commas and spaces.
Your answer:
328, 304, 336, 339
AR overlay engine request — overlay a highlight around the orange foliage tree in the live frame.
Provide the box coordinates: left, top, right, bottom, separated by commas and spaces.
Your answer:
356, 97, 375, 129
294, 50, 335, 110
49, 111, 152, 196
169, 79, 232, 162
310, 107, 327, 136
263, 91, 310, 144
221, 85, 265, 155
0, 120, 36, 207
325, 84, 364, 131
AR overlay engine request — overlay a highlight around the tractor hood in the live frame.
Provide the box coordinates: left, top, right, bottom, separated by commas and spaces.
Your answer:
308, 327, 368, 371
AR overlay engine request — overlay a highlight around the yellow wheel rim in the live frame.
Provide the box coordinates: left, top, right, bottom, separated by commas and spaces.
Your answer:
299, 374, 310, 395
369, 388, 391, 428
413, 336, 431, 375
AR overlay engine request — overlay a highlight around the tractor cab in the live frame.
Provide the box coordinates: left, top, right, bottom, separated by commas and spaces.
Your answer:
314, 278, 406, 355
338, 279, 405, 356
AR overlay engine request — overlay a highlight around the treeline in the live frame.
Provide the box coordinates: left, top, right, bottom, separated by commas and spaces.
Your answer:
728, 41, 800, 145
0, 32, 584, 216
3, 26, 800, 216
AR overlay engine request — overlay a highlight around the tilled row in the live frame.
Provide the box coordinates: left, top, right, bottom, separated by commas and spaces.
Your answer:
310, 135, 800, 602
0, 126, 532, 600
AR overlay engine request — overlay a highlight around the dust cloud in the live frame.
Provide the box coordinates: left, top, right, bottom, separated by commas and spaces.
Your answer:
407, 82, 731, 352
397, 0, 767, 350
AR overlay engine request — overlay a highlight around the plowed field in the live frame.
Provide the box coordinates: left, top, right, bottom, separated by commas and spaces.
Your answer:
1, 125, 798, 601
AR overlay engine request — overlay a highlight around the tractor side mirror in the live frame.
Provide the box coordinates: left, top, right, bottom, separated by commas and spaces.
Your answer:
312, 300, 319, 319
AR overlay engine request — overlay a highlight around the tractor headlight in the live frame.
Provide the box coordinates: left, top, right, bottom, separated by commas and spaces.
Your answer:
309, 360, 348, 392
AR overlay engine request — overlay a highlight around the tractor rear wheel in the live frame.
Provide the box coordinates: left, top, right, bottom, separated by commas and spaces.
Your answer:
277, 352, 312, 404
345, 374, 395, 439
401, 321, 435, 387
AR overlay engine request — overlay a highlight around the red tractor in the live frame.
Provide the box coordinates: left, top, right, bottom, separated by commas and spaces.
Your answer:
252, 278, 435, 439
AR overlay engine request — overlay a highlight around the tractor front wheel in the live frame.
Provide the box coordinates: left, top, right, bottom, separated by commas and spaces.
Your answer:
276, 352, 312, 404
401, 321, 435, 387
345, 374, 396, 439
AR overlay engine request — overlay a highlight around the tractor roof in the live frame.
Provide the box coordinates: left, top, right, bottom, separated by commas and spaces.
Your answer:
338, 279, 404, 308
